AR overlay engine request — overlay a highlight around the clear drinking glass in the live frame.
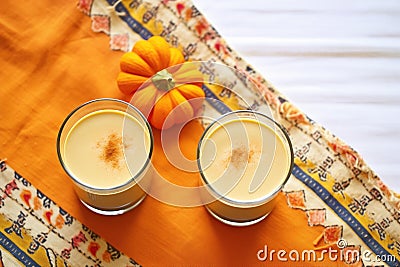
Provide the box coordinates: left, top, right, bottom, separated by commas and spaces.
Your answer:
197, 110, 294, 226
57, 98, 153, 215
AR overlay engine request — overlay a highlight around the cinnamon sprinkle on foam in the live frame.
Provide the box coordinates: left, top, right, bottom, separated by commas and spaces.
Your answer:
230, 146, 255, 169
97, 133, 123, 169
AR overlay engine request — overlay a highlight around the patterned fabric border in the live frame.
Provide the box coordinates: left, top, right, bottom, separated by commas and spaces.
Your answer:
292, 163, 400, 267
0, 159, 139, 267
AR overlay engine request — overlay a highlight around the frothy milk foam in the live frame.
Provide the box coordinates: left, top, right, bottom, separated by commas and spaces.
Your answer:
200, 118, 290, 203
63, 110, 151, 189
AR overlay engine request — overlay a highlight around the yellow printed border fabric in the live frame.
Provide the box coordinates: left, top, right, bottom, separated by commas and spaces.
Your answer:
0, 160, 138, 267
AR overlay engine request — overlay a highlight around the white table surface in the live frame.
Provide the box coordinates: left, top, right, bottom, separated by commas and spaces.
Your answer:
195, 0, 400, 193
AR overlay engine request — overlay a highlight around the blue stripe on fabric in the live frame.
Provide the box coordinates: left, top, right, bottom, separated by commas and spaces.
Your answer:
202, 84, 232, 114
292, 165, 399, 267
0, 231, 41, 267
106, 0, 153, 40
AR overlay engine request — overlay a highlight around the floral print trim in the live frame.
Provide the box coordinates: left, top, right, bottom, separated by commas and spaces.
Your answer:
0, 159, 139, 267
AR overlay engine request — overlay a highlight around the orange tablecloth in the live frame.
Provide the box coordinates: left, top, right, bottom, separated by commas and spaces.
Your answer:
1, 0, 399, 266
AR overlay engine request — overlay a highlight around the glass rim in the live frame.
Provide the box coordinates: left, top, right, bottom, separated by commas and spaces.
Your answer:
56, 98, 154, 192
197, 110, 294, 206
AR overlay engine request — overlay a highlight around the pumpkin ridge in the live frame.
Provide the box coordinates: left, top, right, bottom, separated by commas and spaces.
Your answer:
120, 52, 154, 77
169, 89, 194, 124
168, 47, 185, 66
148, 36, 171, 70
176, 84, 205, 99
151, 93, 174, 129
132, 40, 163, 72
117, 72, 149, 94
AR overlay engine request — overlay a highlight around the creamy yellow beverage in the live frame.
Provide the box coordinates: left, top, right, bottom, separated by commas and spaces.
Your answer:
57, 99, 153, 215
64, 110, 150, 188
198, 111, 293, 225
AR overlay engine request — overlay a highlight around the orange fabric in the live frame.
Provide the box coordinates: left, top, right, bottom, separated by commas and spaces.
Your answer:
0, 1, 348, 265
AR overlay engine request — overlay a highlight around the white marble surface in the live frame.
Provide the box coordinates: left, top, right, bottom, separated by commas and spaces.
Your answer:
195, 0, 400, 192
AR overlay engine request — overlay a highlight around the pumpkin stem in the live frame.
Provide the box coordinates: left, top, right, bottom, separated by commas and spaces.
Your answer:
151, 69, 175, 91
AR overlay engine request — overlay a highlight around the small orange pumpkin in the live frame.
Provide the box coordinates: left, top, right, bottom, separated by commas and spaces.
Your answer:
117, 36, 204, 129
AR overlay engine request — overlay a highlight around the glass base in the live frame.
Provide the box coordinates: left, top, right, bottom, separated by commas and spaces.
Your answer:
80, 194, 146, 215
205, 206, 271, 227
